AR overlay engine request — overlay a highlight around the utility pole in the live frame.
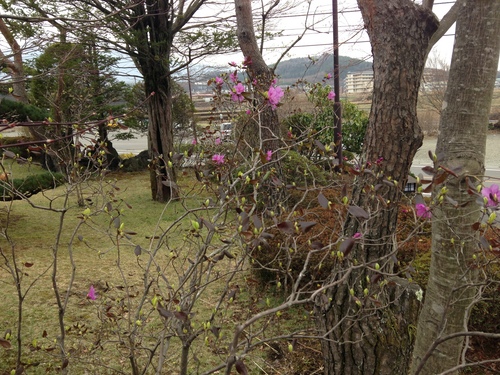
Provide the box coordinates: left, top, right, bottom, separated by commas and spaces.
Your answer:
332, 0, 342, 167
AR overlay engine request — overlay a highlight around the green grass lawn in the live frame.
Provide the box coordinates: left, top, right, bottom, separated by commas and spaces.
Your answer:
0, 164, 316, 374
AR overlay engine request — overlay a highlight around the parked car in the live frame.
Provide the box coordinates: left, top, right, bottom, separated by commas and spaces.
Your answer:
220, 122, 233, 140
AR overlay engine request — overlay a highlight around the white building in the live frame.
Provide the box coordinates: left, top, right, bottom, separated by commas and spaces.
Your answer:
344, 71, 373, 94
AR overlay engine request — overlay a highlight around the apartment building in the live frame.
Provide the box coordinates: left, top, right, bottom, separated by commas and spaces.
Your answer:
344, 71, 374, 94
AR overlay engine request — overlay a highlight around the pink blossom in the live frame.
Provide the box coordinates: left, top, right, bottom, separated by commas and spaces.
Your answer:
482, 184, 499, 207
327, 91, 336, 101
215, 76, 223, 86
325, 73, 332, 79
243, 56, 252, 66
229, 61, 237, 67
231, 83, 245, 102
229, 71, 238, 83
191, 139, 197, 145
215, 137, 221, 145
415, 203, 431, 219
87, 285, 97, 300
266, 150, 273, 161
212, 153, 225, 164
246, 109, 251, 115
267, 85, 284, 110
353, 232, 362, 239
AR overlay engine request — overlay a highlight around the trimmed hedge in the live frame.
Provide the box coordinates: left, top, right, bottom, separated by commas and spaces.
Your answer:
0, 172, 65, 200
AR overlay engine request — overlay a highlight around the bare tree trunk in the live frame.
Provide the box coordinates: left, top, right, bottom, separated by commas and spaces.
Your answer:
133, 0, 179, 202
315, 1, 438, 373
234, 0, 280, 153
410, 2, 500, 374
0, 19, 27, 103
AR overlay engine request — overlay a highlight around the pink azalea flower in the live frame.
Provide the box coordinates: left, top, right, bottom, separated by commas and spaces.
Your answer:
215, 76, 223, 86
415, 203, 431, 219
212, 153, 225, 164
87, 285, 97, 300
266, 150, 273, 161
246, 109, 252, 115
229, 71, 238, 83
327, 91, 336, 101
353, 232, 362, 239
231, 83, 245, 102
191, 139, 197, 145
482, 184, 499, 207
325, 73, 332, 79
215, 137, 221, 145
267, 85, 284, 110
243, 56, 252, 66
229, 61, 237, 67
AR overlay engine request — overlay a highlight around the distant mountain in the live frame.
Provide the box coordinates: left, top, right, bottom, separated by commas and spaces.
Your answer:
274, 54, 373, 86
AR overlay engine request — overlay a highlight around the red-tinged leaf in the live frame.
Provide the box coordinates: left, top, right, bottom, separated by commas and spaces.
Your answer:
433, 171, 448, 185
235, 359, 249, 375
363, 168, 376, 177
145, 235, 160, 239
251, 215, 262, 229
62, 359, 69, 369
260, 232, 274, 239
174, 311, 189, 322
423, 183, 434, 194
210, 326, 221, 339
113, 217, 121, 229
240, 231, 253, 241
0, 338, 11, 348
314, 139, 326, 151
348, 206, 369, 219
24, 262, 34, 268
223, 250, 235, 259
438, 164, 460, 177
347, 166, 360, 175
310, 241, 324, 250
3, 150, 16, 159
318, 192, 330, 209
271, 176, 283, 187
339, 238, 355, 256
299, 221, 317, 233
42, 330, 47, 338
157, 307, 174, 319
277, 221, 295, 234
479, 236, 490, 250
342, 184, 348, 197
421, 166, 435, 175
428, 150, 435, 162
134, 245, 142, 256
371, 273, 383, 284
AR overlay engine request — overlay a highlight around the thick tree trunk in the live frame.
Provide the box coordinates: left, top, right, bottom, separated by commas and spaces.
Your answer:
133, 0, 179, 202
234, 0, 280, 152
315, 1, 438, 374
410, 2, 500, 374
146, 75, 178, 202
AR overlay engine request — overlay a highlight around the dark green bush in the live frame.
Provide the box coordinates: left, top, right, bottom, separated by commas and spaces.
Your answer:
0, 172, 65, 200
0, 99, 48, 122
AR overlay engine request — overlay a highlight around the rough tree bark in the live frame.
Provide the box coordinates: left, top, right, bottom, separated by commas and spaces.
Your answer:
315, 1, 439, 374
410, 1, 500, 374
234, 0, 280, 153
0, 18, 27, 103
132, 0, 179, 202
